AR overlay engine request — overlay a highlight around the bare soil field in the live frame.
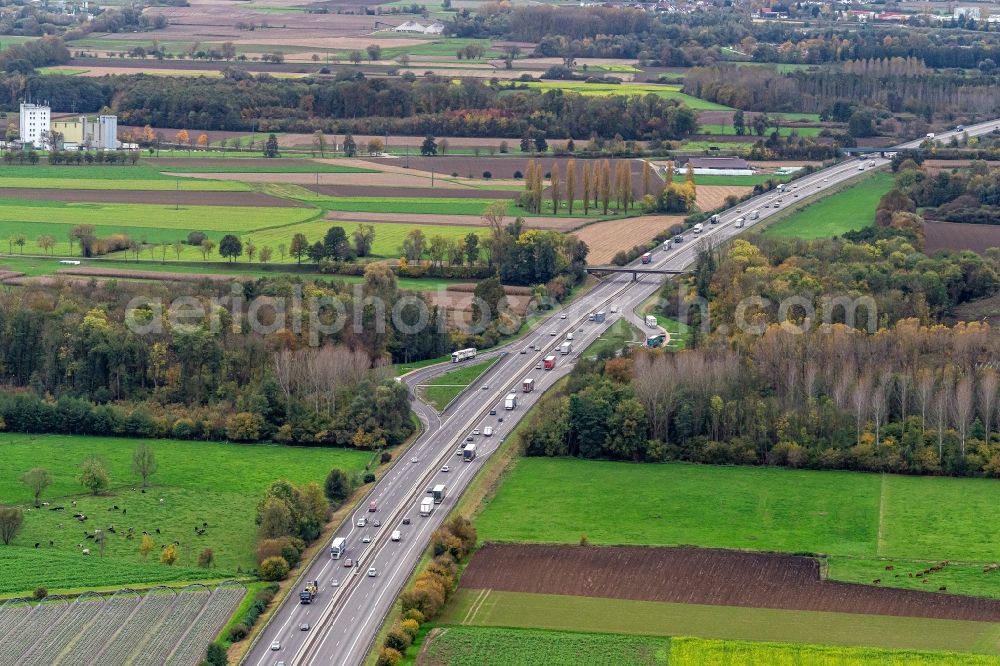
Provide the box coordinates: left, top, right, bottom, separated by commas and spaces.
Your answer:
0, 188, 307, 207
56, 267, 252, 282
695, 185, 752, 211
575, 215, 682, 264
324, 211, 587, 232
923, 160, 1000, 174
132, 7, 394, 40
924, 221, 1000, 254
460, 544, 1000, 622
366, 156, 649, 182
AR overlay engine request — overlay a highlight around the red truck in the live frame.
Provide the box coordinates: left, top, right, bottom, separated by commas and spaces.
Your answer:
543, 355, 556, 370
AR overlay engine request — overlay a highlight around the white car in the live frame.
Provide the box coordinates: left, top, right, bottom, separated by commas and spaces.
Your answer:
456, 449, 463, 456
441, 465, 450, 472
331, 579, 339, 587
550, 330, 557, 336
560, 313, 567, 319
363, 535, 371, 543
356, 517, 366, 527
481, 384, 489, 390
473, 428, 480, 435
270, 640, 281, 651
368, 567, 378, 577
410, 457, 419, 463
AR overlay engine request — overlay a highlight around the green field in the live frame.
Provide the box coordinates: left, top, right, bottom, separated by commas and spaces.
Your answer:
158, 163, 376, 174
474, 459, 1000, 598
420, 626, 670, 665
763, 172, 892, 239
420, 357, 499, 411
520, 81, 732, 110
690, 174, 792, 187
649, 312, 691, 350
417, 627, 1000, 666
698, 124, 824, 138
441, 590, 1000, 655
0, 198, 314, 235
0, 434, 371, 596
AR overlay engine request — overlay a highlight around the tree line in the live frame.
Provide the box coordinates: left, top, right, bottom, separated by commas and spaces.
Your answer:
11, 69, 699, 141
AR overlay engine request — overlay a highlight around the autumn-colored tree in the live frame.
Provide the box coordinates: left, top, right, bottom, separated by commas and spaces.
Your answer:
549, 162, 561, 214
685, 162, 695, 185
196, 133, 209, 147
160, 543, 178, 565
599, 160, 612, 214
663, 161, 674, 186
581, 162, 591, 215
139, 534, 154, 559
565, 159, 576, 215
642, 160, 653, 196
175, 129, 190, 146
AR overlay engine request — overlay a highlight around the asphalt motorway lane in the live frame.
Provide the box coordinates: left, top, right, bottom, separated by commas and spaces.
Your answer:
244, 120, 1000, 666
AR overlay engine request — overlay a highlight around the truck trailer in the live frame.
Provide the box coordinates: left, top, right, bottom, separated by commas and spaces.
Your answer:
419, 497, 434, 516
504, 393, 518, 410
645, 315, 657, 328
330, 537, 346, 559
299, 579, 318, 604
463, 443, 477, 461
432, 484, 447, 504
640, 252, 652, 264
523, 378, 535, 393
560, 341, 572, 355
543, 355, 556, 370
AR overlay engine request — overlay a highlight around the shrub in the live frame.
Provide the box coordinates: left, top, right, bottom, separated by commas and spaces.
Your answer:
363, 472, 376, 484
482, 171, 491, 179
225, 412, 264, 441
227, 623, 249, 641
187, 231, 207, 246
198, 547, 214, 568
513, 170, 523, 178
375, 647, 402, 666
259, 555, 290, 581
400, 618, 420, 638
403, 608, 425, 624
380, 452, 392, 464
32, 587, 47, 600
171, 417, 196, 439
205, 642, 228, 666
385, 625, 412, 652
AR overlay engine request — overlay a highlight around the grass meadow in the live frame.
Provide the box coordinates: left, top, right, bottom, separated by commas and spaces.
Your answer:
0, 434, 371, 596
439, 590, 1000, 655
473, 458, 1000, 599
519, 81, 732, 110
763, 172, 893, 239
417, 627, 1000, 666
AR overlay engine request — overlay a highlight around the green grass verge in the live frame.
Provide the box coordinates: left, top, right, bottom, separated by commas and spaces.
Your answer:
160, 163, 376, 174
420, 356, 500, 411
474, 459, 1000, 599
762, 172, 892, 239
0, 434, 371, 596
440, 590, 1000, 655
698, 124, 823, 138
0, 177, 249, 191
583, 317, 637, 358
650, 313, 690, 350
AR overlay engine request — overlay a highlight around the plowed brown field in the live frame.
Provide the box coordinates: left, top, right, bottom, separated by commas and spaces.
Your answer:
460, 544, 1000, 622
575, 215, 683, 263
0, 188, 307, 207
694, 185, 752, 211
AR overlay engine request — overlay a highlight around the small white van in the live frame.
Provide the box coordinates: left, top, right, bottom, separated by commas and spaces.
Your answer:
391, 530, 401, 542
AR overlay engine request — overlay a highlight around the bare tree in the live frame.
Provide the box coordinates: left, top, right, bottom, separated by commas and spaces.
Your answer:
952, 374, 974, 458
916, 368, 935, 435
20, 468, 51, 508
851, 374, 872, 445
870, 370, 893, 447
633, 353, 676, 443
933, 384, 950, 460
131, 444, 157, 488
978, 368, 999, 445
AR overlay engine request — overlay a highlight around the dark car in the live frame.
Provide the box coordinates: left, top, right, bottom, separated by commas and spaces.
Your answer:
490, 409, 497, 415
402, 517, 411, 525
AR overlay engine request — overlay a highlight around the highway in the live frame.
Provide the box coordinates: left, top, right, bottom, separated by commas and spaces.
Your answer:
244, 120, 1000, 666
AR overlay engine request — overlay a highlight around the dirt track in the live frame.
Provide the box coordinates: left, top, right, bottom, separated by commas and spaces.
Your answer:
0, 188, 308, 207
460, 544, 1000, 622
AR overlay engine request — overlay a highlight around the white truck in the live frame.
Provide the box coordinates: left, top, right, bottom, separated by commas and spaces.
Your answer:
419, 497, 434, 516
560, 341, 572, 355
483, 425, 493, 436
463, 442, 477, 461
504, 393, 518, 410
645, 315, 657, 328
693, 223, 704, 234
330, 536, 346, 559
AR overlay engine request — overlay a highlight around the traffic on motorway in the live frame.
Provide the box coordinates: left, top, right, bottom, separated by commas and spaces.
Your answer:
245, 120, 1000, 666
